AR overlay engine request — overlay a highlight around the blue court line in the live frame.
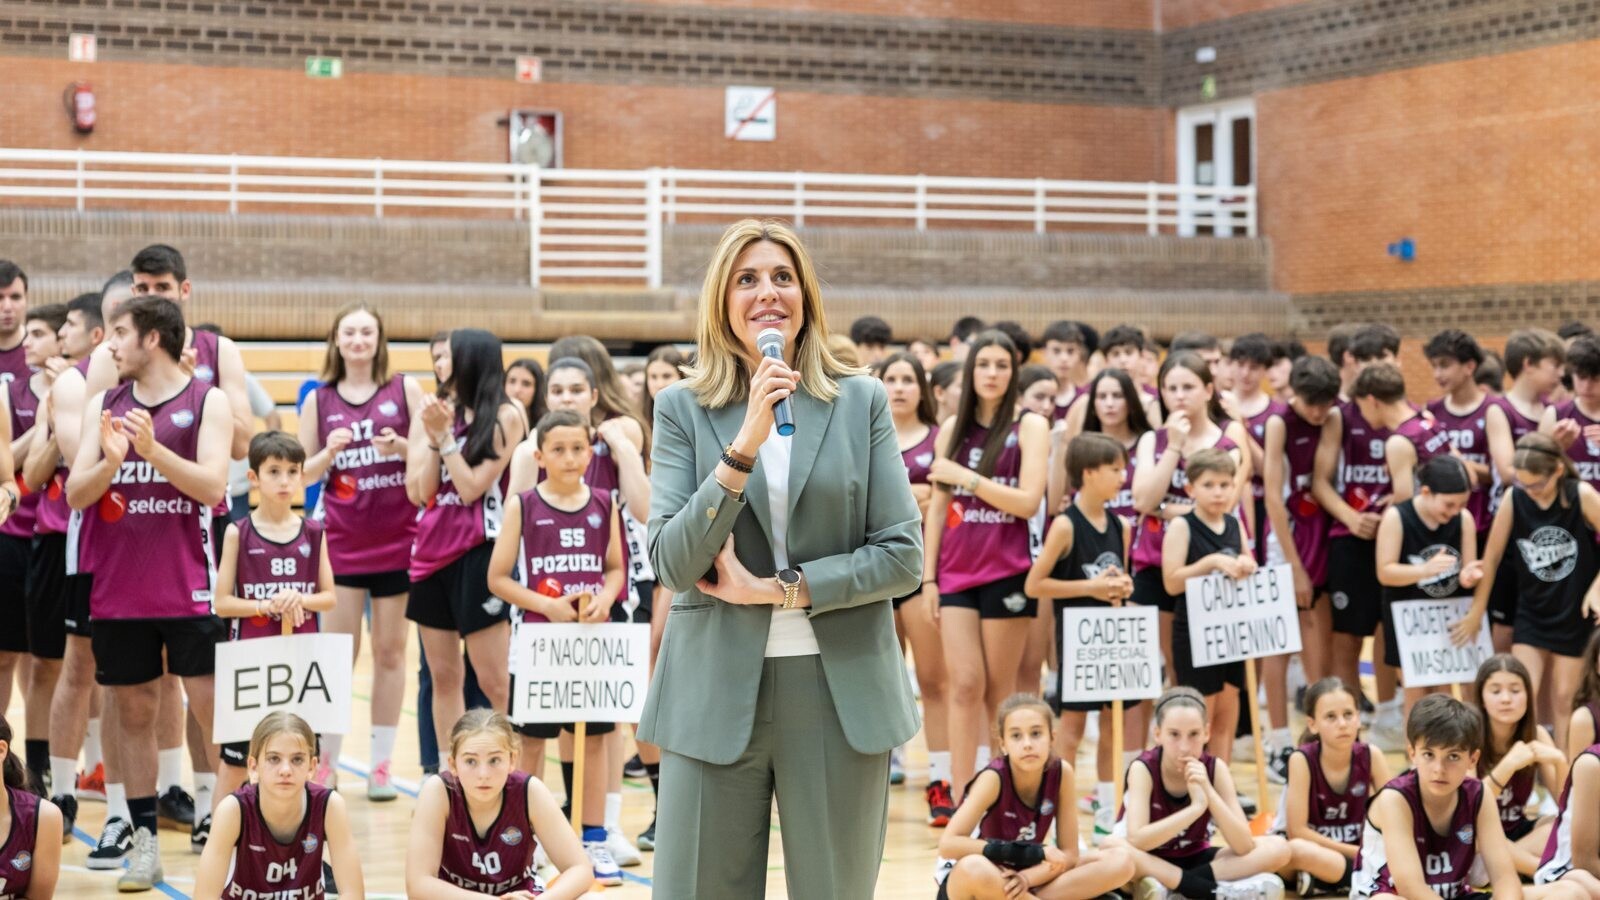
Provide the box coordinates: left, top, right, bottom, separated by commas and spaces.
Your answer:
71, 826, 189, 900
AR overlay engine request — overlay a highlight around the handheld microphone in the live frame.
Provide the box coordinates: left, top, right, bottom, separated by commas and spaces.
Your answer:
757, 328, 796, 437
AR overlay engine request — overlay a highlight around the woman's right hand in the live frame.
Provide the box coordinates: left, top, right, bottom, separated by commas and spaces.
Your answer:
734, 355, 799, 454
1166, 410, 1192, 447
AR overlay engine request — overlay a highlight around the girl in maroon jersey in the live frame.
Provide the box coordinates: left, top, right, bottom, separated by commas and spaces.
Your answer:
195, 713, 362, 900
407, 711, 593, 900
1566, 632, 1600, 760
1015, 364, 1059, 713
0, 715, 60, 900
936, 695, 1134, 900
1105, 687, 1290, 900
1473, 655, 1568, 878
504, 359, 547, 432
1279, 677, 1393, 896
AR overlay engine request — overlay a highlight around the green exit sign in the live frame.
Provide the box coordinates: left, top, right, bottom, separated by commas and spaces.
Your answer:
305, 57, 343, 78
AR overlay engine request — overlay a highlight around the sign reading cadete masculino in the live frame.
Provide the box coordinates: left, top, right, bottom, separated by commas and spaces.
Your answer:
1184, 563, 1303, 667
214, 633, 355, 744
510, 622, 651, 724
1059, 606, 1163, 703
1391, 597, 1494, 688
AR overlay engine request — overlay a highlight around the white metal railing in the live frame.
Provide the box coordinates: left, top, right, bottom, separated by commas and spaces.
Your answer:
0, 148, 1257, 289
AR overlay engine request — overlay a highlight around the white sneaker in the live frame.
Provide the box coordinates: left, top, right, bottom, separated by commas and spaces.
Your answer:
1234, 734, 1257, 762
1370, 714, 1407, 752
1084, 710, 1100, 744
1093, 805, 1117, 842
118, 826, 163, 892
1215, 873, 1285, 900
1286, 654, 1307, 702
889, 746, 906, 785
1132, 875, 1170, 900
605, 825, 642, 867
584, 840, 623, 886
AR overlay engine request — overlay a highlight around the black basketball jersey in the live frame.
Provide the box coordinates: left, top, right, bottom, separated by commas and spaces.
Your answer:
1384, 499, 1465, 604
1051, 502, 1126, 593
1507, 481, 1597, 628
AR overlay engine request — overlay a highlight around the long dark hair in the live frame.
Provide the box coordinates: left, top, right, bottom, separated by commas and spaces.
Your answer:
1158, 351, 1227, 426
943, 330, 1021, 477
1473, 653, 1538, 772
1574, 630, 1600, 714
0, 715, 26, 790
874, 351, 938, 428
446, 329, 510, 466
1297, 676, 1359, 745
1082, 367, 1154, 439
550, 335, 651, 458
507, 358, 547, 426
642, 344, 688, 428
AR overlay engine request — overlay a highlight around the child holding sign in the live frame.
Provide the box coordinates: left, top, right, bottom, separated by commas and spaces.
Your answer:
1026, 432, 1133, 837
1473, 655, 1567, 878
210, 433, 335, 820
407, 710, 594, 900
1377, 456, 1484, 717
1106, 687, 1289, 900
1534, 733, 1600, 896
194, 712, 363, 900
936, 695, 1135, 900
1278, 677, 1393, 896
487, 409, 626, 886
1161, 448, 1253, 760
1350, 695, 1570, 900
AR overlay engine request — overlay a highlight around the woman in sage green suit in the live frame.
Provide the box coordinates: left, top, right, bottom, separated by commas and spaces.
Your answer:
638, 219, 924, 899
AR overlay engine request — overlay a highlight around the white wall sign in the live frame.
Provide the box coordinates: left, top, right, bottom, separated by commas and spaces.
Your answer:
725, 86, 776, 141
69, 33, 97, 63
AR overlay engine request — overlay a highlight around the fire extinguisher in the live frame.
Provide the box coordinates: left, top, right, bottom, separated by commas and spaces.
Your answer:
62, 82, 96, 134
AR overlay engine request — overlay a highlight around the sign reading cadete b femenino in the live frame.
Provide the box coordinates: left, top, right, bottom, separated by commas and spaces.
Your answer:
1391, 598, 1494, 688
213, 633, 354, 744
510, 623, 650, 724
1059, 606, 1163, 703
1184, 563, 1302, 667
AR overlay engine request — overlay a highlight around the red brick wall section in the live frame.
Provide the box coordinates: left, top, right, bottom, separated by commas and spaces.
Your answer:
629, 0, 1154, 30
1257, 39, 1600, 296
1159, 0, 1309, 30
0, 58, 1168, 181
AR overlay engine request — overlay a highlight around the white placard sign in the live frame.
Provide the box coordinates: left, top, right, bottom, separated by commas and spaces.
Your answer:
1059, 605, 1163, 703
1185, 563, 1303, 667
510, 623, 650, 724
1391, 598, 1494, 688
213, 633, 354, 744
725, 85, 776, 141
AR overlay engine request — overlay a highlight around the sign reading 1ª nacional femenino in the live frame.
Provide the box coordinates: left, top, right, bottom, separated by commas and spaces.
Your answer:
510, 622, 650, 724
1058, 606, 1163, 703
1184, 563, 1303, 667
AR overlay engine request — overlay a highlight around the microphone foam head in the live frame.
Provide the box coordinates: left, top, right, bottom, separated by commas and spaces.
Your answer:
757, 328, 785, 353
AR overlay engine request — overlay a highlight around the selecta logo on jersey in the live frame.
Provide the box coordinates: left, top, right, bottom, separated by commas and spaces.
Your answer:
99, 490, 126, 523
46, 472, 63, 501
332, 473, 358, 501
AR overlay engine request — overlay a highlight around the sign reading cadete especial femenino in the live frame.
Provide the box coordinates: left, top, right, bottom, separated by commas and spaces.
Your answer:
1184, 563, 1302, 667
1391, 598, 1494, 688
510, 622, 650, 724
213, 633, 354, 744
1059, 606, 1163, 703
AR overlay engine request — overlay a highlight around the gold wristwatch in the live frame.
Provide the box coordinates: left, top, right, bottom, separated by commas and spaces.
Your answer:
776, 568, 802, 609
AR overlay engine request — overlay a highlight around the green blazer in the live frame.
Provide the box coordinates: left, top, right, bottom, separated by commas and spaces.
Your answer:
637, 374, 924, 765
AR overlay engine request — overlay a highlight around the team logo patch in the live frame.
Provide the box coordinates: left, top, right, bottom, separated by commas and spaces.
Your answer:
378, 400, 399, 417
482, 597, 506, 616
1517, 526, 1579, 582
500, 826, 524, 846
301, 833, 319, 854
587, 512, 603, 529
594, 440, 610, 457
194, 364, 215, 383
1040, 800, 1054, 815
1331, 591, 1350, 611
1351, 782, 1367, 796
0, 373, 11, 384
298, 542, 312, 558
1457, 826, 1474, 844
1409, 544, 1461, 598
1005, 431, 1018, 448
1083, 551, 1123, 581
10, 851, 29, 871
170, 408, 195, 428
1001, 592, 1027, 614
915, 451, 933, 468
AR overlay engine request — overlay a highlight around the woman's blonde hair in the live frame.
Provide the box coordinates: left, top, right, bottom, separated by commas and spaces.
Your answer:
247, 711, 318, 762
319, 301, 390, 385
680, 219, 863, 408
448, 709, 519, 760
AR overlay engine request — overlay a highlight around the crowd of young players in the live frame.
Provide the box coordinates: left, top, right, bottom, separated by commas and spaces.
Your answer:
2, 244, 1600, 898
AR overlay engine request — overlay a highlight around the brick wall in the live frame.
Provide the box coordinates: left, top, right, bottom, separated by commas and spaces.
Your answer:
1159, 0, 1308, 31
626, 0, 1155, 30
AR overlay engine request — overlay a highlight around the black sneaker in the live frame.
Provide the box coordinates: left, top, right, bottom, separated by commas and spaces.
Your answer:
323, 859, 339, 897
623, 753, 647, 779
51, 794, 76, 844
191, 811, 211, 853
1266, 746, 1293, 785
637, 817, 657, 851
87, 817, 133, 870
1359, 691, 1375, 714
158, 784, 196, 828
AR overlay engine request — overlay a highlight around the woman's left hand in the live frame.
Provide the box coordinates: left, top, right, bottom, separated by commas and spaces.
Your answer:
420, 395, 455, 444
927, 457, 972, 489
695, 535, 774, 605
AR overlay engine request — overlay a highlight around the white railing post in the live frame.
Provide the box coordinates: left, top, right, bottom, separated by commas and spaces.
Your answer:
1246, 191, 1257, 237
665, 168, 677, 224
914, 174, 927, 231
1034, 178, 1045, 234
526, 165, 542, 288
1146, 182, 1159, 236
373, 159, 384, 218
645, 168, 663, 290
74, 149, 85, 212
228, 155, 239, 214
793, 172, 805, 228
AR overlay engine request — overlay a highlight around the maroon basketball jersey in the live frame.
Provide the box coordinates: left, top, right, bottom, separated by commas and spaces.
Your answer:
970, 755, 1063, 847
0, 344, 27, 389
189, 328, 233, 521
1131, 428, 1239, 570
0, 379, 39, 540
1491, 396, 1543, 515
224, 783, 330, 899
87, 378, 217, 620
1394, 414, 1453, 468
231, 517, 323, 640
1118, 747, 1217, 859
1294, 740, 1372, 844
1278, 406, 1330, 587
1352, 769, 1484, 900
313, 376, 415, 575
410, 418, 509, 582
1553, 400, 1600, 492
1427, 395, 1493, 531
437, 771, 540, 896
515, 486, 611, 624
901, 426, 939, 486
937, 419, 1035, 593
0, 787, 39, 900
1488, 762, 1534, 834
1331, 401, 1392, 539
1538, 744, 1600, 878
1245, 397, 1289, 500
